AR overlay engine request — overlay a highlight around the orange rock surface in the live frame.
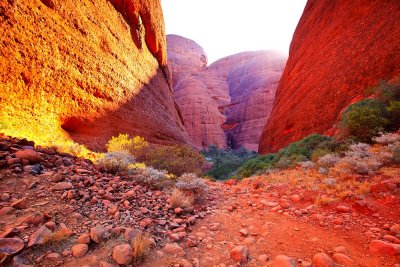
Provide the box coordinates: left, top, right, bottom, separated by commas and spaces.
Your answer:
167, 35, 286, 150
259, 0, 400, 154
0, 0, 188, 150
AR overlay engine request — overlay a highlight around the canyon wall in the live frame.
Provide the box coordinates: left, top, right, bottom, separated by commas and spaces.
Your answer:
259, 0, 400, 154
0, 0, 188, 150
167, 35, 286, 151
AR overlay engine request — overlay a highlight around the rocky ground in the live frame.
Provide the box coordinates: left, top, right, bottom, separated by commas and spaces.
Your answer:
0, 135, 399, 266
0, 135, 211, 266
143, 178, 400, 267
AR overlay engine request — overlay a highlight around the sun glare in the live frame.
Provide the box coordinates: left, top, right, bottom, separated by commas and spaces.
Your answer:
161, 0, 307, 64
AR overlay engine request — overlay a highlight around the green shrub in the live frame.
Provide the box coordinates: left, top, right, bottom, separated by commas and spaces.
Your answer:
236, 154, 275, 178
274, 134, 332, 162
367, 80, 400, 103
144, 144, 205, 176
203, 146, 256, 180
387, 101, 400, 130
340, 99, 389, 143
311, 148, 331, 162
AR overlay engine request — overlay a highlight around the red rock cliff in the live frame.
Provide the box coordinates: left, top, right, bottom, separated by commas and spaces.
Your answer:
259, 0, 400, 154
0, 0, 188, 150
167, 35, 286, 150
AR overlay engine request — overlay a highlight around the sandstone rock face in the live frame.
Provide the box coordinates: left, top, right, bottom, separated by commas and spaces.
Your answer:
259, 0, 400, 154
167, 35, 286, 150
0, 0, 188, 150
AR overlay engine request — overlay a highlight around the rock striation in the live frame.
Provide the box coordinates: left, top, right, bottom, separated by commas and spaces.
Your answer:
259, 0, 400, 154
0, 0, 188, 150
167, 35, 286, 150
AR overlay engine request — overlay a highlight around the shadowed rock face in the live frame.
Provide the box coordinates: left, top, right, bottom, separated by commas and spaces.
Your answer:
167, 35, 286, 151
259, 0, 400, 154
0, 0, 188, 150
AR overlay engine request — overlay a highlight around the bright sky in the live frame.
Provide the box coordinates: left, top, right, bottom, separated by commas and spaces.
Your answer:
161, 0, 307, 64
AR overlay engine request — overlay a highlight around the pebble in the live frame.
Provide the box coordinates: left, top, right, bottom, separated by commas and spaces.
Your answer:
112, 244, 133, 265
230, 246, 249, 264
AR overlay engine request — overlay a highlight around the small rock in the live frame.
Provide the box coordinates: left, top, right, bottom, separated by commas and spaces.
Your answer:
272, 255, 296, 267
174, 207, 184, 215
46, 252, 61, 260
258, 254, 269, 263
77, 233, 91, 244
99, 261, 118, 267
0, 238, 25, 255
124, 228, 142, 242
239, 229, 249, 237
0, 207, 14, 216
51, 174, 65, 182
90, 225, 108, 244
51, 182, 73, 191
230, 246, 249, 264
11, 198, 29, 209
112, 244, 133, 265
139, 207, 149, 214
28, 225, 52, 247
44, 221, 56, 230
15, 149, 42, 163
312, 253, 335, 267
390, 224, 400, 236
332, 253, 354, 266
72, 244, 88, 258
1, 193, 10, 201
333, 246, 347, 254
164, 243, 185, 256
210, 223, 220, 231
336, 205, 350, 213
369, 240, 399, 256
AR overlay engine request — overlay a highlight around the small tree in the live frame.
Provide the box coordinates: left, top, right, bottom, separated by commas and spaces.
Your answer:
340, 99, 389, 143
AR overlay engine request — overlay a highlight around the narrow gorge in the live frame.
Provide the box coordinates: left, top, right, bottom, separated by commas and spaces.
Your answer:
167, 35, 286, 151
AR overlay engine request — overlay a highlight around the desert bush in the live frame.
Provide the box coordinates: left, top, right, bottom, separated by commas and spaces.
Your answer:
97, 152, 135, 173
169, 188, 194, 208
135, 167, 172, 189
317, 153, 341, 168
106, 134, 149, 161
298, 161, 315, 170
175, 173, 207, 196
145, 144, 205, 176
274, 154, 307, 169
373, 132, 400, 145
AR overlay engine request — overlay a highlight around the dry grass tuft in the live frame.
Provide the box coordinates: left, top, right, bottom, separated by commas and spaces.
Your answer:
169, 188, 194, 208
43, 228, 72, 245
314, 195, 337, 206
131, 232, 151, 260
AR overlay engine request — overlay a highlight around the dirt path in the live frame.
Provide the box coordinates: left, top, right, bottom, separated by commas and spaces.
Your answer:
144, 181, 400, 267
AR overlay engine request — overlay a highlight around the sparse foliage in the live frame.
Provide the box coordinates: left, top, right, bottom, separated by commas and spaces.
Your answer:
175, 173, 207, 196
97, 152, 135, 173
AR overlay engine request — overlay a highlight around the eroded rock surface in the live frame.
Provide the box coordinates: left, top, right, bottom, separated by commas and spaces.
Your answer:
259, 0, 400, 153
0, 0, 188, 150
